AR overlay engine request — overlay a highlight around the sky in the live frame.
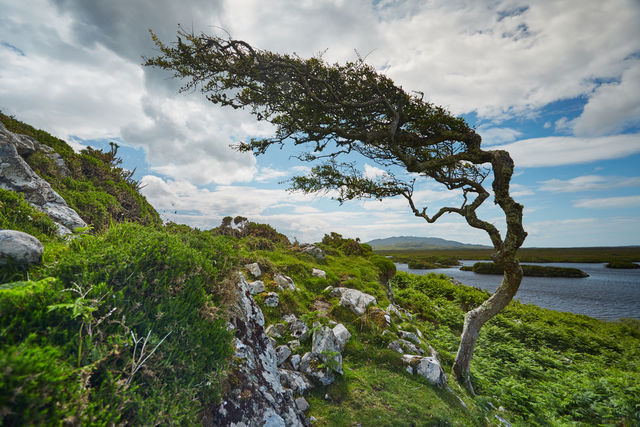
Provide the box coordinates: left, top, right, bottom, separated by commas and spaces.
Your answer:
1, 0, 639, 247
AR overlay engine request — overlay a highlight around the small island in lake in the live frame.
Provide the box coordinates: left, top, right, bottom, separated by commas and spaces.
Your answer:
461, 262, 589, 278
606, 260, 640, 269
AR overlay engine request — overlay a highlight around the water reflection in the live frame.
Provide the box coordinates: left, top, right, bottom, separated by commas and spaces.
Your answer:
396, 261, 640, 320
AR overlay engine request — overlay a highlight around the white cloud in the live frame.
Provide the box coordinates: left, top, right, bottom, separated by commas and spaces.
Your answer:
122, 95, 266, 185
363, 164, 389, 179
492, 134, 640, 167
255, 167, 288, 182
539, 175, 640, 192
573, 61, 640, 137
573, 195, 640, 209
510, 183, 534, 197
477, 126, 522, 145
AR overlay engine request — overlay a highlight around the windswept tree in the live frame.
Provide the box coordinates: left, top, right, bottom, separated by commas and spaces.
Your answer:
145, 28, 527, 389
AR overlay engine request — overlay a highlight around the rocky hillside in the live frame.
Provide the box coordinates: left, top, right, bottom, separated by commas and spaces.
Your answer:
1, 117, 639, 426
0, 112, 160, 233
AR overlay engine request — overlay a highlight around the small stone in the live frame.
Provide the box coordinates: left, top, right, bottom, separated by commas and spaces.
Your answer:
388, 339, 423, 355
282, 313, 297, 324
312, 268, 326, 279
310, 416, 317, 423
332, 323, 351, 352
300, 352, 335, 386
266, 323, 286, 338
401, 354, 447, 388
289, 319, 309, 341
323, 285, 334, 293
279, 368, 311, 394
295, 397, 310, 412
300, 244, 326, 262
399, 330, 421, 345
275, 273, 296, 291
276, 345, 292, 366
290, 354, 301, 371
264, 292, 279, 307
244, 262, 262, 278
247, 280, 265, 295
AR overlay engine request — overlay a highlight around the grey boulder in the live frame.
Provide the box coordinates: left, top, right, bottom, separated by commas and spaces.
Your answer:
330, 287, 377, 316
0, 230, 44, 266
401, 354, 447, 388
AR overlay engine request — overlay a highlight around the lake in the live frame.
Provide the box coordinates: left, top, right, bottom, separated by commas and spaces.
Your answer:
396, 261, 640, 321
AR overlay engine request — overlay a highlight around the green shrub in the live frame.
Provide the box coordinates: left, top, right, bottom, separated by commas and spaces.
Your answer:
0, 189, 58, 240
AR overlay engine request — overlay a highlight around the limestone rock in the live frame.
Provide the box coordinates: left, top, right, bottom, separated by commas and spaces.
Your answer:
247, 280, 265, 295
0, 122, 37, 157
0, 129, 86, 235
311, 268, 326, 279
288, 339, 301, 352
401, 355, 447, 388
209, 275, 307, 426
275, 273, 296, 291
266, 323, 286, 339
332, 323, 351, 352
398, 330, 421, 345
276, 345, 292, 366
290, 354, 301, 371
312, 326, 343, 375
289, 319, 309, 342
264, 292, 279, 308
299, 352, 335, 386
331, 287, 377, 316
0, 230, 44, 266
279, 368, 311, 394
282, 313, 297, 324
244, 262, 262, 278
295, 397, 310, 412
388, 339, 423, 355
300, 244, 326, 263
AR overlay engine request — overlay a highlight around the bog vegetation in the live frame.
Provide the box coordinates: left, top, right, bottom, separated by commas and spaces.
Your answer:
2, 114, 639, 425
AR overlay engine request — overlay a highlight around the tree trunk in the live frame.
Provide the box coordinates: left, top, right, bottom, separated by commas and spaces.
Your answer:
452, 261, 523, 392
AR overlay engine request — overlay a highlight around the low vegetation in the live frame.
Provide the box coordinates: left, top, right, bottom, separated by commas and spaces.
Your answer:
461, 262, 589, 278
606, 260, 640, 269
0, 112, 161, 231
2, 115, 639, 425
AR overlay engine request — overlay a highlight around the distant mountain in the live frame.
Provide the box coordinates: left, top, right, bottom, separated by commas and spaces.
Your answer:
366, 236, 490, 250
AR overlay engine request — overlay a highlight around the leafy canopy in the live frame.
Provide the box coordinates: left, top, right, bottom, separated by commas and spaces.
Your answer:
144, 29, 503, 235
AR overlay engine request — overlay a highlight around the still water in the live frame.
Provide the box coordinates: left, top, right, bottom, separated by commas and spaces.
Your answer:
396, 261, 640, 321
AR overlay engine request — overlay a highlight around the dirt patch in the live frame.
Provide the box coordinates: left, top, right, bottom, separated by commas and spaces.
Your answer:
312, 299, 332, 316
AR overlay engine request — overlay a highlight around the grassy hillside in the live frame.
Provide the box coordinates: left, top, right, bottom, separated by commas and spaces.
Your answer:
2, 117, 639, 425
0, 112, 161, 231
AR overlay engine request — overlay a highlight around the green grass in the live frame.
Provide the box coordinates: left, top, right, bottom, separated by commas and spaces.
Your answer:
0, 112, 161, 232
392, 271, 640, 425
1, 223, 236, 425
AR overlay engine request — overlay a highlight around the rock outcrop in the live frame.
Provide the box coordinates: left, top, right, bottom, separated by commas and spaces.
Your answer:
330, 287, 377, 315
0, 230, 44, 266
208, 275, 307, 427
300, 244, 326, 263
401, 354, 447, 388
0, 123, 86, 235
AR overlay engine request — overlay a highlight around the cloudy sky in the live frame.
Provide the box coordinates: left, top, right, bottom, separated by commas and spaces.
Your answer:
1, 0, 639, 246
